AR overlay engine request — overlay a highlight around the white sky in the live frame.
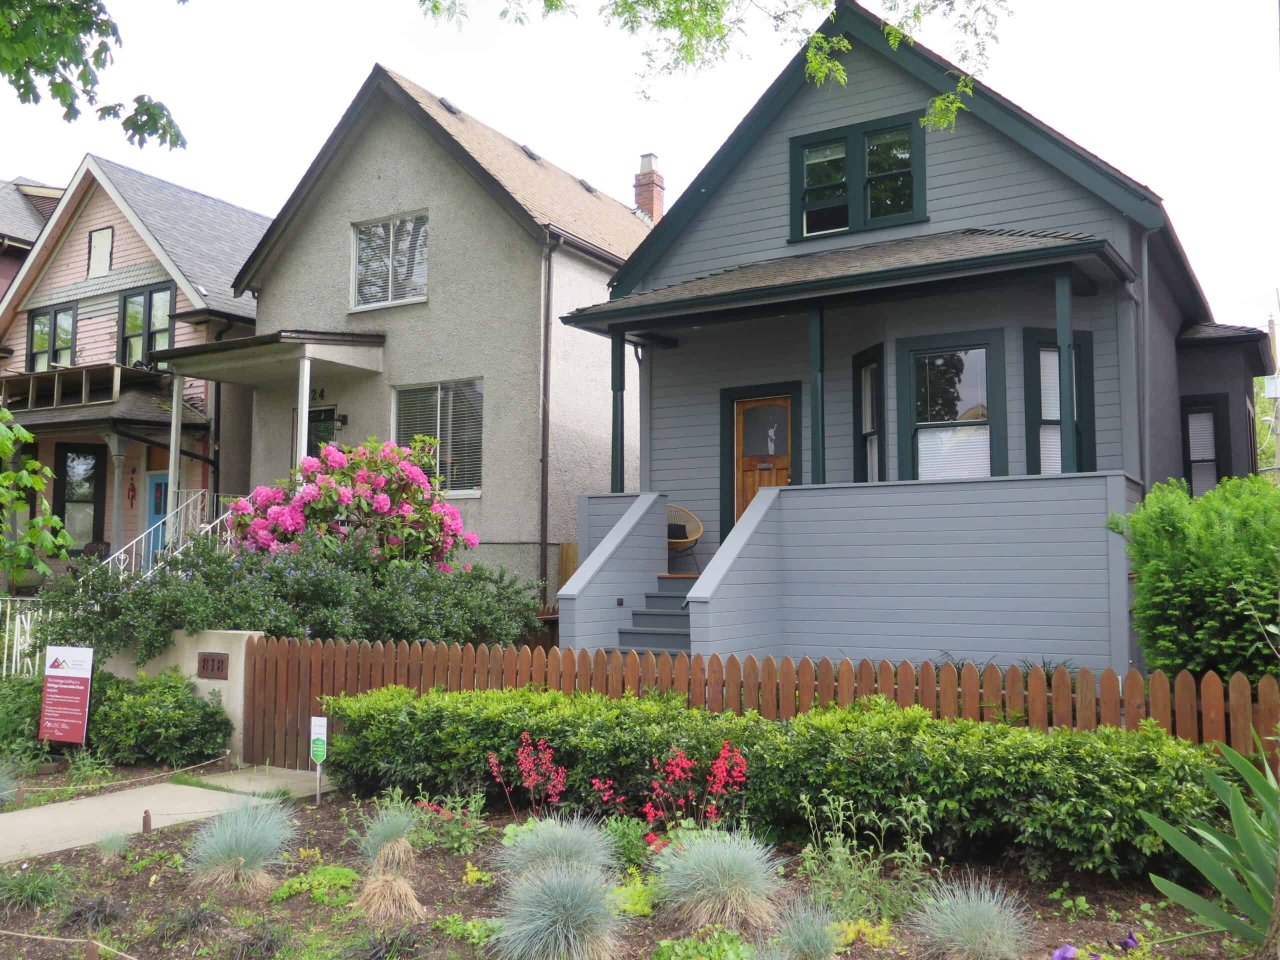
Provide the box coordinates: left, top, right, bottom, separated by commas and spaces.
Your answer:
1, 0, 1277, 326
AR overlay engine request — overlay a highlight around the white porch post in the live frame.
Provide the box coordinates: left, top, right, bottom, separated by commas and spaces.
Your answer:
104, 433, 127, 554
295, 353, 312, 468
166, 373, 183, 545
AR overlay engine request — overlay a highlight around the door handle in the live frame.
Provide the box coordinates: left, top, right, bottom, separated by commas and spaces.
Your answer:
756, 464, 773, 471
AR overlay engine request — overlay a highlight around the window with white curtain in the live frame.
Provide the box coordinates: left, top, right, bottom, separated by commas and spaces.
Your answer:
395, 380, 483, 491
852, 345, 884, 483
913, 347, 990, 480
1186, 411, 1218, 495
353, 212, 428, 308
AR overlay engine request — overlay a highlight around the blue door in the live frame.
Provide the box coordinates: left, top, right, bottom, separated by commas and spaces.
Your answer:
146, 474, 168, 569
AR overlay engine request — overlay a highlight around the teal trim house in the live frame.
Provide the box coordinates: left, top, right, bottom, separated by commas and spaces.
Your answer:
557, 1, 1273, 671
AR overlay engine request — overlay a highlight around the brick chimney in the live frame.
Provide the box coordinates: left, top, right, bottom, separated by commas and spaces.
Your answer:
634, 153, 664, 224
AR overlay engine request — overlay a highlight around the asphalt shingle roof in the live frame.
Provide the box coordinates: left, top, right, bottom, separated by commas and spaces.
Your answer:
569, 228, 1106, 320
1177, 322, 1268, 343
384, 69, 650, 263
93, 157, 271, 320
0, 177, 52, 244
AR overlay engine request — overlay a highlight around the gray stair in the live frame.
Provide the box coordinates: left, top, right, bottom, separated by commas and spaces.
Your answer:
618, 575, 695, 655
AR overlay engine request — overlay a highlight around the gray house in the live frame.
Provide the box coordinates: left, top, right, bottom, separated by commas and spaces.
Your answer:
557, 0, 1273, 671
155, 65, 649, 591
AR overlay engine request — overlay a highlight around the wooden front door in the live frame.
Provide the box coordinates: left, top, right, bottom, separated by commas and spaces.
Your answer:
735, 395, 792, 520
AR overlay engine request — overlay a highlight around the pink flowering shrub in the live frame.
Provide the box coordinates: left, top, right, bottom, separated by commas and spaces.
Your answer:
489, 731, 568, 820
228, 437, 479, 566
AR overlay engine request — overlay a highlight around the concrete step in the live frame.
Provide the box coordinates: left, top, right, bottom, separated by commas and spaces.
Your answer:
632, 608, 690, 630
644, 592, 686, 611
656, 573, 698, 596
618, 626, 692, 653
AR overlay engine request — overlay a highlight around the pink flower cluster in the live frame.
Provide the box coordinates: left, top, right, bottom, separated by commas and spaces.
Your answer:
489, 731, 567, 821
227, 437, 479, 565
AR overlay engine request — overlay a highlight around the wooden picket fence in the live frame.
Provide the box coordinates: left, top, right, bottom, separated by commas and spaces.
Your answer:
240, 635, 1280, 770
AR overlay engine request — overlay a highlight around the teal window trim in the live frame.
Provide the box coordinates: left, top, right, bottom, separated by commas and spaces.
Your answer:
1022, 327, 1095, 473
1180, 393, 1232, 486
719, 380, 803, 540
851, 343, 886, 482
27, 301, 78, 372
894, 328, 1008, 481
789, 111, 927, 243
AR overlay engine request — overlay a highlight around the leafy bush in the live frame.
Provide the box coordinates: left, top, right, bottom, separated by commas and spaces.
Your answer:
906, 873, 1029, 960
90, 670, 231, 768
272, 865, 361, 906
432, 913, 501, 945
415, 792, 490, 854
189, 802, 295, 895
491, 863, 619, 960
1108, 476, 1280, 678
38, 532, 543, 663
771, 899, 837, 960
0, 673, 42, 747
324, 686, 1223, 879
607, 868, 654, 917
653, 831, 783, 930
605, 815, 650, 869
493, 813, 618, 876
649, 927, 755, 960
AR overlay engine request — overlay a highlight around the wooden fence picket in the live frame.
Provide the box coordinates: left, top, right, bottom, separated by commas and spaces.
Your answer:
981, 663, 1002, 723
896, 661, 915, 710
707, 655, 724, 713
1026, 667, 1048, 731
1123, 668, 1146, 730
1005, 664, 1024, 725
797, 658, 816, 714
1229, 672, 1253, 754
1099, 670, 1121, 727
778, 657, 796, 720
1076, 667, 1096, 731
1201, 672, 1226, 746
1051, 667, 1072, 729
836, 659, 854, 708
1148, 670, 1171, 734
938, 663, 958, 719
817, 658, 835, 707
724, 656, 741, 714
918, 660, 937, 717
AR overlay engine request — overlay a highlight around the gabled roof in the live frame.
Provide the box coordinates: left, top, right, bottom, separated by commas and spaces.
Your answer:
93, 157, 271, 319
0, 157, 270, 333
0, 177, 57, 246
609, 0, 1176, 300
235, 65, 649, 294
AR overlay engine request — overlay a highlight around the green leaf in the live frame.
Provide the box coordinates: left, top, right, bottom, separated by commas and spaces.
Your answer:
1149, 874, 1262, 945
1142, 812, 1270, 928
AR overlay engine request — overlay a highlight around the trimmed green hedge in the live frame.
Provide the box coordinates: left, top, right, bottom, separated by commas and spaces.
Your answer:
323, 686, 1223, 879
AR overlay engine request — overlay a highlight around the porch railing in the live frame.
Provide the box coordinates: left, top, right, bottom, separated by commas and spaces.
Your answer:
0, 596, 58, 678
104, 488, 236, 577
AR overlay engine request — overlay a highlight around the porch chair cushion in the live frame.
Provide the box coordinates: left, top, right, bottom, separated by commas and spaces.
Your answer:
666, 504, 703, 550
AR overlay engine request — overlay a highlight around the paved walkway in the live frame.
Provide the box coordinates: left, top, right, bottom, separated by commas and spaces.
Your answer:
0, 767, 330, 863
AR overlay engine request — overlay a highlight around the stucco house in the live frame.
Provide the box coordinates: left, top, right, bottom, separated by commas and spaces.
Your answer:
155, 65, 650, 592
557, 0, 1274, 671
0, 155, 267, 569
0, 177, 62, 299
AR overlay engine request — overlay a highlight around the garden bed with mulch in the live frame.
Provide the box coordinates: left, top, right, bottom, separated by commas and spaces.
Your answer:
0, 794, 1247, 960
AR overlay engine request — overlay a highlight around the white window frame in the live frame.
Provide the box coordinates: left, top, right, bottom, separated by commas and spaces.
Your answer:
349, 209, 430, 313
392, 379, 484, 496
87, 227, 113, 279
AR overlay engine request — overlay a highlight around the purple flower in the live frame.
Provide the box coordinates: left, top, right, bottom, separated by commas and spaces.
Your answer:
1113, 932, 1139, 953
1053, 947, 1078, 960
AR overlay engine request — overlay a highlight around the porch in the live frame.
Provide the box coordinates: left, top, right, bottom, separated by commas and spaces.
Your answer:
558, 229, 1143, 670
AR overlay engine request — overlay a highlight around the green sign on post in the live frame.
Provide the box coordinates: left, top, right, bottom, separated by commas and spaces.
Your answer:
310, 717, 328, 764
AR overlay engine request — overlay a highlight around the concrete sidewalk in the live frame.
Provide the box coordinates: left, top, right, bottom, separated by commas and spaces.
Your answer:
0, 767, 329, 863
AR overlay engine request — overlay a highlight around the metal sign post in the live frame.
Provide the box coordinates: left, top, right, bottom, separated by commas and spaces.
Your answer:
310, 716, 328, 806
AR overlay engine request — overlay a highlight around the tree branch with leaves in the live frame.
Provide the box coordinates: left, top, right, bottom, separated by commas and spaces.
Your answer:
0, 407, 73, 587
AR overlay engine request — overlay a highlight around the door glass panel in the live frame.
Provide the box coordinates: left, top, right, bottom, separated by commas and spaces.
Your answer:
740, 402, 789, 456
63, 502, 95, 546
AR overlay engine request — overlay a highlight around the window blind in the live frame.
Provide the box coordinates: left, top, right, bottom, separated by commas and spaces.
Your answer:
356, 214, 428, 307
395, 380, 483, 491
918, 425, 990, 480
1187, 411, 1217, 496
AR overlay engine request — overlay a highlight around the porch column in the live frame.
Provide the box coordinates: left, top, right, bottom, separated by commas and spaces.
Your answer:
1055, 272, 1078, 473
295, 352, 312, 468
610, 333, 624, 492
104, 433, 127, 554
165, 373, 183, 542
808, 307, 826, 484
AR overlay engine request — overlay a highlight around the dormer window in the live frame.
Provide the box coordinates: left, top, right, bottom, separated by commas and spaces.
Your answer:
790, 112, 926, 241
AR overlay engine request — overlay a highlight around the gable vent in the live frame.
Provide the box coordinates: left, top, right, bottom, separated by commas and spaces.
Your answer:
577, 178, 596, 194
520, 144, 541, 162
439, 97, 461, 116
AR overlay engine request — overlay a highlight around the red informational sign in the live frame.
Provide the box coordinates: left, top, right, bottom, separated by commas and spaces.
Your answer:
39, 645, 95, 744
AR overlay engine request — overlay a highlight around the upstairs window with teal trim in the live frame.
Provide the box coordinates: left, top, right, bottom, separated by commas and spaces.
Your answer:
790, 112, 926, 241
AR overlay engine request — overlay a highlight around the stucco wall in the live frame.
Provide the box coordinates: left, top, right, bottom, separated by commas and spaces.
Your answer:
248, 94, 550, 580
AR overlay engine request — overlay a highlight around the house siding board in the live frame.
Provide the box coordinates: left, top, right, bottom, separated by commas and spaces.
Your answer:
1145, 266, 1185, 485
645, 279, 1123, 564
684, 474, 1124, 669
641, 41, 1130, 293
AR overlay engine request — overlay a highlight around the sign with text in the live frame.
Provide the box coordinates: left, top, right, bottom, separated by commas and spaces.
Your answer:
39, 646, 94, 744
310, 717, 328, 765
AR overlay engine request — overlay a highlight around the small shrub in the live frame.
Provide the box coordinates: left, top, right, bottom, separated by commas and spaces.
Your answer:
66, 748, 113, 786
358, 873, 426, 927
772, 899, 837, 960
0, 865, 68, 913
354, 805, 419, 873
342, 929, 419, 960
493, 812, 618, 876
189, 802, 295, 896
605, 815, 650, 869
463, 862, 494, 886
654, 831, 783, 930
60, 893, 121, 932
230, 920, 290, 960
271, 865, 361, 906
649, 926, 755, 960
906, 873, 1030, 960
491, 863, 619, 960
433, 913, 501, 945
607, 868, 654, 917
415, 791, 490, 854
1109, 475, 1280, 679
156, 902, 222, 945
96, 832, 130, 864
91, 669, 231, 767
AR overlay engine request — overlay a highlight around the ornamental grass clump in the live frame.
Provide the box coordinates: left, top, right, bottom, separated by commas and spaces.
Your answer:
906, 872, 1030, 960
653, 831, 783, 930
189, 802, 295, 897
772, 898, 839, 960
493, 812, 618, 876
491, 863, 620, 960
0, 762, 17, 806
355, 804, 420, 874
357, 872, 427, 927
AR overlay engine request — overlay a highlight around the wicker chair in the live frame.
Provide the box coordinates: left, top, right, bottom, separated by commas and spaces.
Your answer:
666, 503, 704, 572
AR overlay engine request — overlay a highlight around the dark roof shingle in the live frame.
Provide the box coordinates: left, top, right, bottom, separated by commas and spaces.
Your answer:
0, 177, 52, 244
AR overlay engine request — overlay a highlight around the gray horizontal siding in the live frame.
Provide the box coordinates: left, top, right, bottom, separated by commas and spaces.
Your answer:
578, 493, 642, 558
643, 40, 1130, 292
685, 473, 1134, 672
559, 492, 668, 650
